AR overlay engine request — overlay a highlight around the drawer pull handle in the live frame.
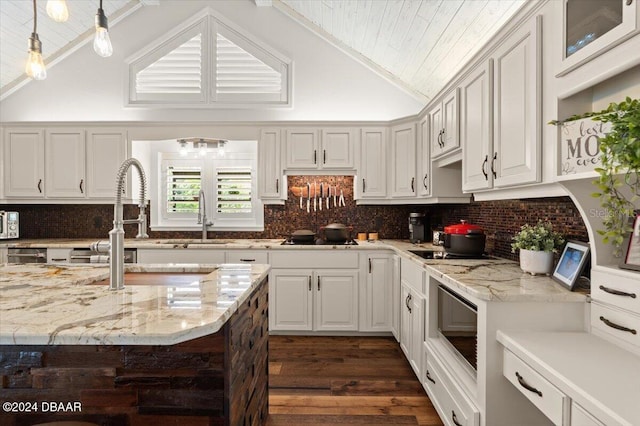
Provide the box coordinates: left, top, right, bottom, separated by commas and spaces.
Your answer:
240, 258, 256, 262
452, 410, 462, 426
515, 372, 542, 397
599, 285, 636, 298
426, 370, 436, 384
599, 316, 637, 335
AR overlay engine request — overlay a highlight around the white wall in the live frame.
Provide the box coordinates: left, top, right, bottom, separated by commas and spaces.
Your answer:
0, 0, 423, 123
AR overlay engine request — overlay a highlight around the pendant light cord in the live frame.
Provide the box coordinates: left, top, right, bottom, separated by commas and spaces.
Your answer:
32, 0, 37, 34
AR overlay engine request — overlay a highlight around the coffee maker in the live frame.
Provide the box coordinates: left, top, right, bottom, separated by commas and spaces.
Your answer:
409, 213, 429, 243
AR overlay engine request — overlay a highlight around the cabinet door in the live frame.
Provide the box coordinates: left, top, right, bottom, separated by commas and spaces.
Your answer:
442, 88, 460, 155
571, 402, 605, 426
315, 271, 359, 331
429, 103, 443, 158
86, 129, 128, 198
418, 119, 431, 197
391, 255, 401, 342
400, 283, 413, 358
409, 291, 425, 377
362, 255, 392, 332
461, 61, 493, 192
321, 129, 354, 169
359, 128, 387, 198
45, 129, 86, 198
285, 129, 319, 169
258, 128, 282, 199
391, 123, 416, 198
492, 17, 541, 188
270, 269, 314, 331
3, 128, 45, 198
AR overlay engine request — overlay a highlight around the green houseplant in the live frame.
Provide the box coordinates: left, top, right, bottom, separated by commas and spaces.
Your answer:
512, 221, 565, 275
550, 97, 640, 256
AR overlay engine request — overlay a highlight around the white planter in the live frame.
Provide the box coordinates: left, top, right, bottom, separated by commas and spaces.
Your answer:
519, 249, 554, 275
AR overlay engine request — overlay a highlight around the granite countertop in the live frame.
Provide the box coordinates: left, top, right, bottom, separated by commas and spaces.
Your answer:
1, 238, 587, 303
0, 263, 270, 346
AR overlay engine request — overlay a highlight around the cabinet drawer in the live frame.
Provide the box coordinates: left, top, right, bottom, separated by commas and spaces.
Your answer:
591, 302, 640, 349
592, 270, 640, 315
226, 251, 268, 264
401, 257, 424, 293
269, 251, 358, 268
137, 249, 225, 264
503, 349, 567, 425
424, 352, 479, 426
571, 402, 605, 426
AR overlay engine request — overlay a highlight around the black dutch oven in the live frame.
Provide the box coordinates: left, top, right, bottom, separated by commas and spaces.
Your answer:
288, 229, 315, 243
322, 223, 353, 242
443, 220, 486, 256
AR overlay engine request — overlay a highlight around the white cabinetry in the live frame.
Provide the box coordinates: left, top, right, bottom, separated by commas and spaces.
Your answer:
461, 62, 493, 192
558, 0, 640, 76
390, 123, 416, 198
258, 128, 283, 201
418, 118, 431, 197
462, 17, 541, 192
86, 129, 128, 199
3, 128, 45, 198
285, 128, 354, 171
400, 257, 425, 378
2, 127, 129, 201
45, 129, 86, 198
360, 253, 393, 332
225, 250, 268, 264
491, 16, 541, 188
358, 128, 387, 198
429, 89, 459, 159
269, 250, 360, 333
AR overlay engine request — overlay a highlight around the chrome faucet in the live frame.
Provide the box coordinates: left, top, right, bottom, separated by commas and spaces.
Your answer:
92, 158, 148, 290
197, 188, 213, 240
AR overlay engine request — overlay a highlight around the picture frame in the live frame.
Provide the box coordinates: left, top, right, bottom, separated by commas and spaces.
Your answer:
552, 241, 590, 290
620, 214, 640, 272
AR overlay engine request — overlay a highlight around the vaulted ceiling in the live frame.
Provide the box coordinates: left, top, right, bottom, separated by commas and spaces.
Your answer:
1, 0, 525, 104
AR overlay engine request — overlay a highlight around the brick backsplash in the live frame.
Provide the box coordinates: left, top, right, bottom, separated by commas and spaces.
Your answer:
2, 177, 588, 261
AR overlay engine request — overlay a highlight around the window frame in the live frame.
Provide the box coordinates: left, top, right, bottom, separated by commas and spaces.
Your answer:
125, 8, 292, 108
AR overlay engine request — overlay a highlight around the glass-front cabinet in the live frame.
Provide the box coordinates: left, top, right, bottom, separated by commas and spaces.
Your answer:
559, 0, 639, 75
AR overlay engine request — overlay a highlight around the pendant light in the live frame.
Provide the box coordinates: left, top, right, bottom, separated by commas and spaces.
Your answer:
26, 0, 47, 80
46, 0, 69, 22
94, 0, 113, 57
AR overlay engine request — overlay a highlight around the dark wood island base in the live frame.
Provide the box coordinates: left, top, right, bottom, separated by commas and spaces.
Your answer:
0, 279, 269, 426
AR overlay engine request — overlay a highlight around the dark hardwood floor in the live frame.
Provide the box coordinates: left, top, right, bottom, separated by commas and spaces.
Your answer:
267, 336, 444, 426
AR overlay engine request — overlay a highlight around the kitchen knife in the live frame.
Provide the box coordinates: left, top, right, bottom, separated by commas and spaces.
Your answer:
326, 185, 330, 209
319, 183, 323, 211
333, 185, 337, 207
299, 186, 303, 209
313, 181, 317, 211
306, 182, 310, 213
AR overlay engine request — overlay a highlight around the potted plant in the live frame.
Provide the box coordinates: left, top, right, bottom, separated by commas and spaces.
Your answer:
512, 221, 565, 275
550, 97, 640, 256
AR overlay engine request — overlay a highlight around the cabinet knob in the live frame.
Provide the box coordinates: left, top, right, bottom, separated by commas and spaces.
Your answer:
362, 178, 366, 193
79, 179, 84, 194
515, 372, 542, 397
426, 370, 436, 384
491, 152, 497, 179
313, 150, 317, 164
323, 149, 326, 164
308, 276, 312, 291
600, 316, 637, 335
317, 275, 321, 291
482, 155, 488, 180
599, 285, 636, 298
451, 410, 462, 426
411, 177, 415, 192
37, 178, 43, 193
423, 174, 428, 191
276, 178, 279, 193
368, 258, 372, 273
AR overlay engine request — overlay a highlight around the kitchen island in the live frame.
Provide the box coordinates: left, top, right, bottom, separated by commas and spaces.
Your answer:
0, 263, 270, 425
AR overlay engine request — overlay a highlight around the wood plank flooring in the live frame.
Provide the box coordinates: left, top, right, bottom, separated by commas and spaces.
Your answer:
267, 336, 444, 426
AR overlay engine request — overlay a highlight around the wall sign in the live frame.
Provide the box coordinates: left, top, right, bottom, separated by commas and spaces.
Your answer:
559, 117, 612, 176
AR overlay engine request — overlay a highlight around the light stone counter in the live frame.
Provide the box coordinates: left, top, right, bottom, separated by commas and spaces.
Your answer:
0, 263, 270, 346
1, 238, 586, 303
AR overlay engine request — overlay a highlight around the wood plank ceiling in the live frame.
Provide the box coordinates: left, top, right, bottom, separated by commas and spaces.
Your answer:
276, 0, 526, 102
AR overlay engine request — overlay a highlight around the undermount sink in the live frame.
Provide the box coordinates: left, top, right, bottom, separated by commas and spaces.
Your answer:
89, 272, 210, 286
409, 250, 441, 259
155, 239, 233, 245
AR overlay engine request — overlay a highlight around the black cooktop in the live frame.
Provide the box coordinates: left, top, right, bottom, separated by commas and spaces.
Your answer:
281, 239, 359, 246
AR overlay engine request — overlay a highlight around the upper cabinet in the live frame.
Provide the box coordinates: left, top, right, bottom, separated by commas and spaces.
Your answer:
359, 128, 387, 199
3, 128, 45, 198
390, 123, 416, 198
285, 128, 355, 171
558, 0, 640, 76
462, 16, 541, 192
258, 128, 283, 201
2, 127, 129, 202
418, 118, 431, 197
429, 89, 460, 159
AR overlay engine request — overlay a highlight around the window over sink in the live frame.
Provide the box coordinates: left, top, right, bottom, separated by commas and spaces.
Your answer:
133, 139, 263, 232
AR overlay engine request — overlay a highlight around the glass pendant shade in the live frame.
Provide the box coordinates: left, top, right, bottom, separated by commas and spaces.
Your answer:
94, 7, 113, 57
46, 0, 69, 22
26, 33, 47, 80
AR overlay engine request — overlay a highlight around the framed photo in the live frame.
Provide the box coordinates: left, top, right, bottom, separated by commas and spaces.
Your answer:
552, 241, 590, 290
620, 215, 640, 272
